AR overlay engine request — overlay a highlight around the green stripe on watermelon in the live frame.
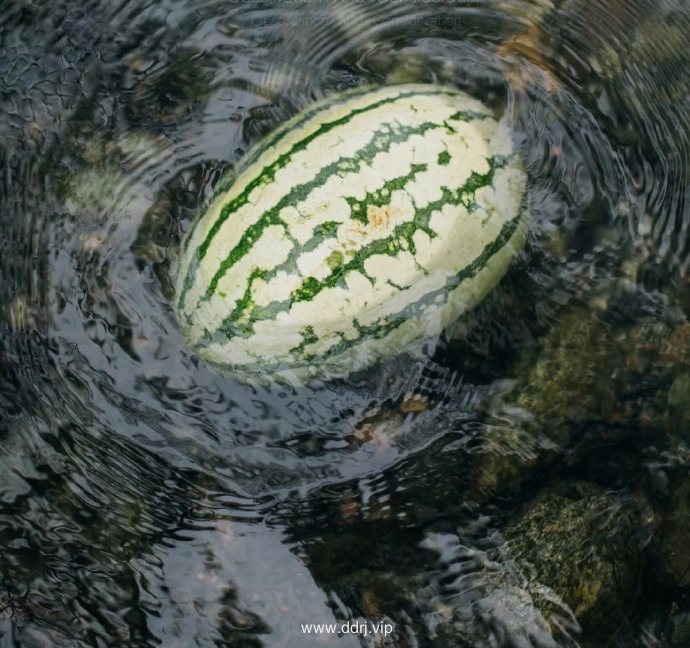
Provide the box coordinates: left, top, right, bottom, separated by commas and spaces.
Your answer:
176, 87, 492, 314
211, 156, 500, 340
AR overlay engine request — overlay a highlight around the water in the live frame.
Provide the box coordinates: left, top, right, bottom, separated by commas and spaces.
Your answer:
2, 0, 690, 646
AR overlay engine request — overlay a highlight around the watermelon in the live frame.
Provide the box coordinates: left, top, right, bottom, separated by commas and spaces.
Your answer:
175, 84, 528, 382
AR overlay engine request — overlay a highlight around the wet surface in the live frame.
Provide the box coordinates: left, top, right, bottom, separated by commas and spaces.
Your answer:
2, 0, 690, 646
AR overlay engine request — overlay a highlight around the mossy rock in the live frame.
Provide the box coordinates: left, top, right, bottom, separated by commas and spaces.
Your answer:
502, 481, 653, 643
470, 307, 623, 498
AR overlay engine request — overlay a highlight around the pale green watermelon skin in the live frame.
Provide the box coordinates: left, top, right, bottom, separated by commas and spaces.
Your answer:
175, 84, 528, 382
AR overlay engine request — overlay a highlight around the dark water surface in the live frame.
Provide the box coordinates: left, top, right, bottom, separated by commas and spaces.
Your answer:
2, 0, 690, 646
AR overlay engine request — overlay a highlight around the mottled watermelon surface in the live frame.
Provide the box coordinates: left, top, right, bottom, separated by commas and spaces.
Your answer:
175, 84, 528, 381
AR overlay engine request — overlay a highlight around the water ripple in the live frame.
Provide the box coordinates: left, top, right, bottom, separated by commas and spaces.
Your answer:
1, 0, 690, 645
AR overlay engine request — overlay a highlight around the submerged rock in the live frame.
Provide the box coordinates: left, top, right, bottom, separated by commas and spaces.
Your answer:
501, 481, 654, 644
469, 307, 623, 498
411, 481, 654, 648
658, 476, 690, 587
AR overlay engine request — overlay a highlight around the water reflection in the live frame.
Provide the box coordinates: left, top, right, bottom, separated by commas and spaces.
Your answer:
1, 0, 690, 646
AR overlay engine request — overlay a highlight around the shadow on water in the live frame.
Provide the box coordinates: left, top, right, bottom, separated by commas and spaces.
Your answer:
2, 0, 690, 646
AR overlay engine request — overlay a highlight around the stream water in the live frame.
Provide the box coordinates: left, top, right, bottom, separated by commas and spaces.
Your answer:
2, 1, 690, 646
